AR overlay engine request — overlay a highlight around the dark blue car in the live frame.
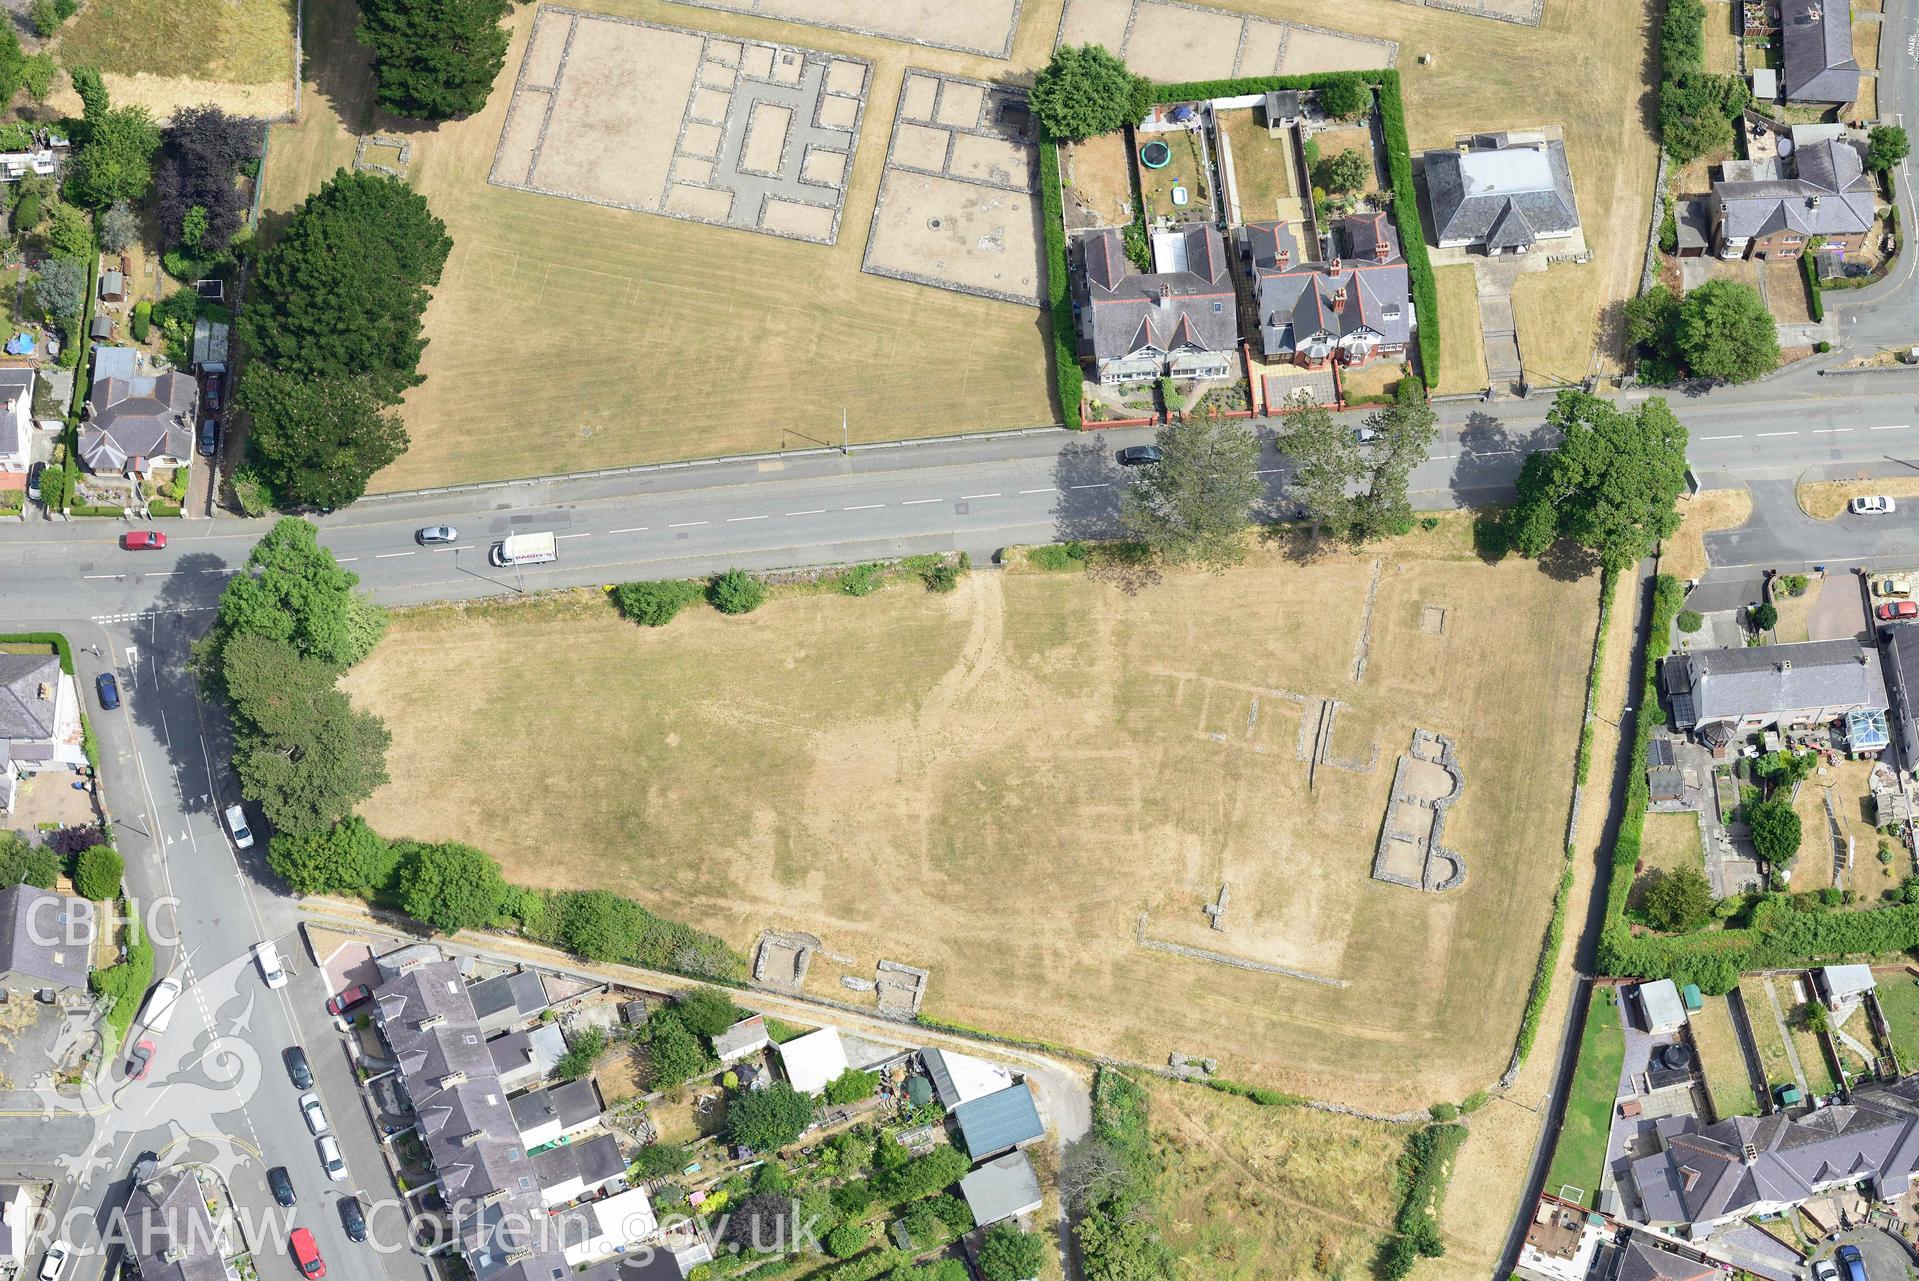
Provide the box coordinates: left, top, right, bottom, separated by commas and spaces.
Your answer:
1838, 1245, 1868, 1281
94, 672, 119, 710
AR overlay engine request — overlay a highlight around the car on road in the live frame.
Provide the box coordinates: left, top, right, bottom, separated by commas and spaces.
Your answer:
225, 804, 254, 849
1115, 445, 1163, 467
268, 1166, 295, 1207
26, 461, 42, 502
39, 1242, 70, 1281
289, 1228, 324, 1279
198, 419, 219, 457
299, 1091, 329, 1135
95, 672, 120, 710
122, 530, 167, 551
337, 1197, 366, 1243
1838, 1245, 1867, 1281
316, 1134, 346, 1181
416, 525, 458, 544
284, 1045, 313, 1089
326, 984, 370, 1017
1880, 601, 1919, 622
253, 940, 287, 989
139, 978, 181, 1034
125, 1039, 153, 1080
1851, 495, 1897, 515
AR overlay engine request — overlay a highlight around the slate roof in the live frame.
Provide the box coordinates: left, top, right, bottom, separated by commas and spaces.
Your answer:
0, 367, 32, 462
512, 1078, 603, 1138
1614, 1235, 1722, 1281
1713, 138, 1874, 242
953, 1083, 1045, 1156
1782, 0, 1860, 103
921, 1047, 1013, 1109
1883, 623, 1919, 758
1662, 639, 1885, 728
125, 1170, 227, 1281
0, 654, 59, 742
1244, 217, 1411, 359
959, 1150, 1043, 1226
1424, 135, 1580, 248
1629, 1075, 1919, 1227
490, 1023, 567, 1084
470, 969, 547, 1030
81, 367, 194, 471
0, 884, 93, 991
534, 1132, 626, 1193
1076, 223, 1237, 366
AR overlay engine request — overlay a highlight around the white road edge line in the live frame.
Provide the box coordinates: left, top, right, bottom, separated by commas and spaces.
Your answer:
1070, 483, 1109, 490
668, 521, 708, 528
1019, 487, 1057, 495
844, 504, 884, 511
374, 552, 413, 558
1699, 434, 1741, 441
556, 532, 592, 539
335, 557, 358, 562
785, 510, 826, 517
726, 515, 769, 522
901, 498, 942, 506
1756, 431, 1798, 438
1809, 428, 1852, 434
1872, 424, 1912, 430
609, 527, 648, 534
957, 494, 1000, 501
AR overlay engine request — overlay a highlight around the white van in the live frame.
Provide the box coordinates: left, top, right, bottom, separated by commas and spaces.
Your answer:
253, 941, 288, 989
489, 531, 557, 567
138, 977, 182, 1035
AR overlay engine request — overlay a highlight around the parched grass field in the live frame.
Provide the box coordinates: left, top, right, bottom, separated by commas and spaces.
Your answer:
1739, 976, 1798, 1093
1689, 993, 1758, 1119
1798, 476, 1919, 519
1659, 488, 1752, 581
1545, 987, 1623, 1209
1773, 972, 1842, 1095
1431, 264, 1487, 394
52, 0, 295, 118
343, 537, 1599, 1106
1141, 1075, 1405, 1280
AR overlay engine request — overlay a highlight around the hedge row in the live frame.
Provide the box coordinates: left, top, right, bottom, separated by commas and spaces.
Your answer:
1801, 250, 1825, 322
91, 896, 152, 1048
1195, 1076, 1308, 1107
0, 632, 75, 674
1038, 138, 1082, 430
1381, 1124, 1467, 1280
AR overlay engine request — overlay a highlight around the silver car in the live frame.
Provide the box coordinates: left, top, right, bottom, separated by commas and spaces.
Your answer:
416, 525, 459, 544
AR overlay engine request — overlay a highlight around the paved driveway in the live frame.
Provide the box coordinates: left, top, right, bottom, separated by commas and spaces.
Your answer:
1705, 480, 1919, 573
1807, 572, 1870, 641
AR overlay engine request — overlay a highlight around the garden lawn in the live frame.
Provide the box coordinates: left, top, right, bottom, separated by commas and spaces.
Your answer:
1739, 977, 1797, 1093
1431, 265, 1487, 394
1688, 993, 1758, 1118
1874, 971, 1919, 1070
1544, 987, 1623, 1209
1773, 973, 1842, 1096
1216, 107, 1295, 222
53, 0, 295, 116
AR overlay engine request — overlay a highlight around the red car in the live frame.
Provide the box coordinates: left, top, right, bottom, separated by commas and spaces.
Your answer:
125, 1039, 154, 1080
326, 984, 370, 1017
289, 1229, 324, 1280
122, 531, 167, 551
1879, 600, 1919, 621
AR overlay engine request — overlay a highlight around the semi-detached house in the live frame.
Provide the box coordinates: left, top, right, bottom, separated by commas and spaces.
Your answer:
1075, 222, 1237, 386
1710, 137, 1874, 261
1241, 212, 1411, 369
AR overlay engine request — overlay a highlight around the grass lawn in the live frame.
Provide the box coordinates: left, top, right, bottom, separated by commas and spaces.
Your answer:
1061, 131, 1136, 229
1874, 972, 1919, 1070
1311, 126, 1381, 195
1339, 360, 1410, 400
1855, 20, 1881, 71
1690, 993, 1759, 1119
1630, 812, 1706, 911
1773, 973, 1843, 1096
1138, 128, 1211, 223
53, 0, 295, 116
1705, 0, 1739, 73
1431, 264, 1487, 394
1739, 976, 1798, 1093
1798, 477, 1919, 519
1772, 577, 1821, 643
1142, 1074, 1404, 1281
344, 536, 1599, 1109
1217, 107, 1296, 222
1659, 489, 1752, 581
1545, 988, 1623, 1208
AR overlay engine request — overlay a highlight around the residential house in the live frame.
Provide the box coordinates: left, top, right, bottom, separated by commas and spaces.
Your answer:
0, 884, 94, 1000
1661, 638, 1886, 747
535, 1133, 627, 1207
952, 1083, 1045, 1158
1513, 1197, 1609, 1281
469, 969, 548, 1038
1710, 138, 1874, 260
1781, 0, 1860, 104
512, 1077, 603, 1149
778, 1026, 851, 1097
713, 1014, 771, 1064
489, 1022, 567, 1092
1241, 213, 1411, 368
1074, 222, 1237, 385
80, 347, 194, 475
1626, 1074, 1919, 1235
958, 1151, 1043, 1227
1423, 132, 1581, 254
921, 1047, 1013, 1109
1635, 979, 1687, 1035
0, 651, 86, 811
0, 1183, 31, 1273
0, 368, 33, 473
554, 1186, 659, 1266
124, 1169, 231, 1281
1880, 622, 1919, 762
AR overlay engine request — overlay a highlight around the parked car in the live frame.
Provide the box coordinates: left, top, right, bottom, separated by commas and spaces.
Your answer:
1814, 1262, 1841, 1281
284, 1045, 313, 1090
337, 1197, 366, 1243
1876, 577, 1913, 599
95, 672, 120, 711
26, 461, 42, 502
1115, 445, 1163, 466
316, 1134, 346, 1181
416, 525, 458, 545
299, 1092, 329, 1136
288, 1228, 324, 1280
1353, 426, 1381, 444
125, 1039, 154, 1080
201, 374, 223, 414
1837, 1245, 1867, 1281
253, 940, 287, 989
198, 418, 219, 457
1850, 495, 1896, 515
225, 804, 254, 850
39, 1243, 70, 1281
1879, 600, 1919, 621
122, 530, 167, 551
326, 984, 370, 1017
267, 1166, 296, 1208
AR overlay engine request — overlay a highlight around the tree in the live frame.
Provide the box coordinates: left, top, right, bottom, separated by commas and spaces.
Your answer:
1076, 1208, 1172, 1281
1677, 278, 1780, 383
708, 568, 766, 614
19, 54, 53, 105
152, 105, 264, 253
728, 1081, 815, 1152
356, 0, 512, 120
43, 202, 94, 260
222, 634, 392, 832
73, 845, 124, 900
99, 200, 138, 253
238, 366, 409, 510
0, 833, 58, 889
1318, 79, 1372, 119
643, 1012, 712, 1088
1642, 864, 1712, 932
203, 517, 382, 675
1505, 391, 1689, 571
1754, 748, 1814, 791
823, 1068, 879, 1106
28, 0, 57, 36
1660, 70, 1746, 164
629, 1142, 690, 1179
1349, 377, 1439, 542
977, 1224, 1047, 1281
1029, 44, 1149, 142
1751, 601, 1778, 631
873, 1145, 970, 1201
266, 817, 396, 895
69, 65, 108, 123
31, 258, 85, 320
1867, 124, 1910, 172
613, 579, 704, 627
825, 1223, 870, 1259
396, 841, 506, 933
1119, 407, 1261, 568
1623, 283, 1683, 381
1749, 797, 1802, 866
1314, 147, 1369, 194
240, 170, 451, 404
555, 1027, 607, 1081
66, 106, 163, 208
1281, 400, 1362, 539
674, 986, 743, 1039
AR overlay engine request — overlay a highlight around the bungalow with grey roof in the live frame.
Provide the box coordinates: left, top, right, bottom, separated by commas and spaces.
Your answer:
0, 883, 94, 999
1781, 0, 1860, 104
80, 346, 194, 475
1241, 213, 1412, 369
1423, 132, 1581, 255
1661, 638, 1886, 747
1710, 137, 1874, 260
1074, 223, 1237, 385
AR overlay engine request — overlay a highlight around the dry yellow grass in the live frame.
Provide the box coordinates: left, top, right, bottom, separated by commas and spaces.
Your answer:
1855, 20, 1882, 72
1705, 0, 1739, 73
1660, 488, 1753, 579
1772, 576, 1822, 643
1798, 477, 1919, 519
52, 0, 295, 117
1432, 264, 1487, 393
344, 544, 1598, 1107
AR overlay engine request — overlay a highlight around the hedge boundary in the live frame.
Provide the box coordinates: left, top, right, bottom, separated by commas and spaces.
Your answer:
1037, 138, 1082, 431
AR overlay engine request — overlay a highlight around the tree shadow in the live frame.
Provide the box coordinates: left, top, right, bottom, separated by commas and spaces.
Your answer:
1537, 537, 1601, 583
1049, 439, 1126, 545
1448, 410, 1521, 508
